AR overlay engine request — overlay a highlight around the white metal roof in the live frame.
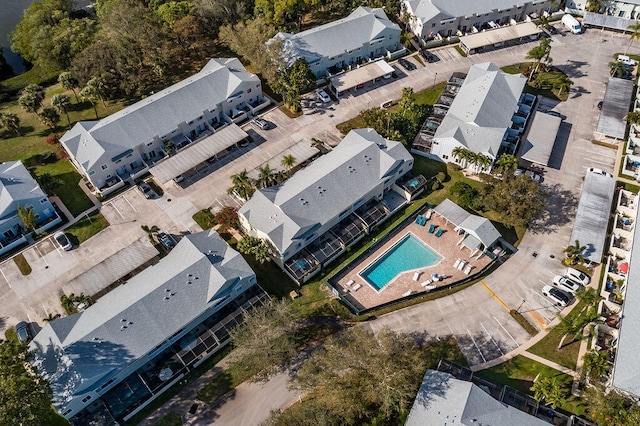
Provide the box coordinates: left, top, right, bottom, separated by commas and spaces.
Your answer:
596, 77, 634, 139
330, 60, 395, 93
460, 22, 541, 51
149, 124, 248, 184
520, 111, 561, 166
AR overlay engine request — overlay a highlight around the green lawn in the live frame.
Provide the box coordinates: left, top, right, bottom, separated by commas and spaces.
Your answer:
192, 208, 216, 230
527, 299, 588, 370
65, 211, 110, 244
477, 355, 585, 416
35, 161, 94, 217
153, 412, 182, 426
500, 62, 569, 101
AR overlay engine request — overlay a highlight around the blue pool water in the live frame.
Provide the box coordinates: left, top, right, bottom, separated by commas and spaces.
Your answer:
361, 234, 441, 291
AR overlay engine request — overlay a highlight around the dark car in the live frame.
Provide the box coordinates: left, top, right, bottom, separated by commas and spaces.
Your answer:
137, 181, 157, 199
420, 50, 435, 63
15, 321, 33, 343
398, 58, 414, 71
158, 232, 176, 250
542, 285, 573, 307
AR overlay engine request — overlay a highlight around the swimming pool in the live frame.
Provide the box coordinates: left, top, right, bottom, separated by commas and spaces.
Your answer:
360, 234, 441, 291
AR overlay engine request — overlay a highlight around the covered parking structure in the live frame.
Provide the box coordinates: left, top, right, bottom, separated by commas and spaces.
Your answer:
519, 111, 562, 166
328, 60, 395, 97
583, 11, 635, 32
459, 22, 541, 55
247, 139, 320, 181
569, 169, 616, 265
597, 77, 634, 140
149, 124, 248, 184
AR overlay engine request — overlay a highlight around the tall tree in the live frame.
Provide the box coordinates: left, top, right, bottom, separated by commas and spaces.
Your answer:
17, 204, 37, 232
626, 21, 640, 54
530, 375, 567, 409
80, 83, 100, 119
563, 240, 586, 265
36, 173, 63, 196
258, 164, 275, 188
38, 107, 60, 130
85, 77, 108, 108
227, 169, 255, 201
0, 339, 54, 425
0, 112, 21, 136
483, 173, 547, 228
58, 71, 80, 103
609, 60, 627, 78
495, 154, 518, 174
273, 58, 316, 112
51, 93, 71, 128
236, 235, 273, 264
18, 92, 43, 117
452, 146, 472, 168
582, 350, 610, 383
193, 0, 254, 27
554, 74, 573, 97
155, 1, 193, 28
281, 154, 296, 172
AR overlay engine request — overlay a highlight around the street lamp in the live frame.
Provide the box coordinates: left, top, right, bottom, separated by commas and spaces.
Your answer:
433, 72, 438, 87
515, 299, 526, 313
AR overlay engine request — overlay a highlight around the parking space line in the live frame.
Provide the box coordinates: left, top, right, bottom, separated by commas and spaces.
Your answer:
123, 194, 138, 213
481, 323, 504, 356
466, 328, 486, 363
109, 201, 126, 220
480, 280, 511, 312
0, 266, 10, 288
34, 245, 49, 269
494, 316, 519, 346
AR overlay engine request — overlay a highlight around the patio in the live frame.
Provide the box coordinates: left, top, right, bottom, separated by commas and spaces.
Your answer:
336, 210, 493, 311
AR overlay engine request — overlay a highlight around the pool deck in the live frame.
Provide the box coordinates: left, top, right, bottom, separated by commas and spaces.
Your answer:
337, 212, 492, 311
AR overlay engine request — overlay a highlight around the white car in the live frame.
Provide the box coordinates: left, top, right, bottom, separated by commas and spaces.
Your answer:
542, 285, 573, 307
514, 169, 541, 182
54, 231, 73, 251
565, 267, 590, 286
317, 89, 331, 103
552, 275, 582, 294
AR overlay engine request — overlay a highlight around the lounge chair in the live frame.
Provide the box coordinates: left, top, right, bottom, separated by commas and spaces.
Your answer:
351, 283, 362, 291
421, 279, 433, 287
457, 260, 466, 270
464, 264, 473, 275
346, 279, 355, 287
420, 216, 427, 226
425, 210, 433, 220
415, 215, 423, 224
453, 258, 461, 269
435, 228, 444, 237
428, 224, 436, 234
402, 290, 413, 297
413, 271, 421, 281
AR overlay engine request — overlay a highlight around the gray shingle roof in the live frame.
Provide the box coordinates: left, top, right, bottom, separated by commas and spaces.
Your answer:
239, 129, 413, 255
60, 58, 259, 171
612, 205, 640, 397
30, 230, 255, 404
596, 77, 634, 140
569, 169, 616, 263
408, 0, 540, 23
276, 7, 400, 65
435, 63, 525, 157
520, 111, 562, 166
406, 370, 548, 426
0, 161, 46, 222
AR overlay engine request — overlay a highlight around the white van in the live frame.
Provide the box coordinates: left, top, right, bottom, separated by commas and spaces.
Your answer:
562, 14, 582, 34
617, 55, 638, 67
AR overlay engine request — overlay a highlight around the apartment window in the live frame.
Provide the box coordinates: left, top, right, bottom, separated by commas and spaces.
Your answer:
89, 170, 95, 176
146, 142, 153, 146
247, 88, 251, 93
443, 154, 449, 159
40, 198, 47, 204
82, 396, 92, 403
432, 23, 436, 27
101, 164, 108, 170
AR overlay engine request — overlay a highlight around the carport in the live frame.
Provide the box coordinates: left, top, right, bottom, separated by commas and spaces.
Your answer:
519, 111, 561, 166
328, 60, 395, 97
596, 77, 634, 140
459, 22, 541, 55
569, 169, 616, 265
149, 124, 248, 184
583, 11, 635, 32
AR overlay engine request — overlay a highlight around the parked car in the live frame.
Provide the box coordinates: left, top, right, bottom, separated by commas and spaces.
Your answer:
158, 232, 176, 250
398, 58, 414, 71
317, 89, 331, 103
588, 167, 613, 178
53, 231, 73, 251
15, 321, 33, 343
251, 117, 269, 130
542, 285, 573, 307
552, 275, 582, 294
565, 267, 591, 285
420, 50, 435, 62
514, 169, 541, 182
173, 175, 185, 184
138, 181, 157, 198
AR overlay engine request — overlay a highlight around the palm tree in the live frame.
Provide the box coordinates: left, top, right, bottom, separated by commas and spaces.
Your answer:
59, 71, 80, 103
36, 173, 63, 195
575, 286, 600, 308
80, 84, 99, 119
626, 21, 640, 54
563, 240, 586, 265
538, 15, 551, 31
39, 106, 60, 130
0, 112, 21, 136
624, 111, 640, 125
495, 154, 518, 174
43, 313, 61, 322
85, 77, 107, 108
554, 74, 573, 97
52, 94, 71, 128
281, 154, 296, 172
609, 60, 627, 78
452, 146, 471, 168
475, 153, 493, 174
582, 349, 611, 383
228, 170, 255, 201
258, 164, 275, 188
530, 375, 566, 409
17, 204, 37, 232
140, 224, 160, 243
18, 92, 42, 117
